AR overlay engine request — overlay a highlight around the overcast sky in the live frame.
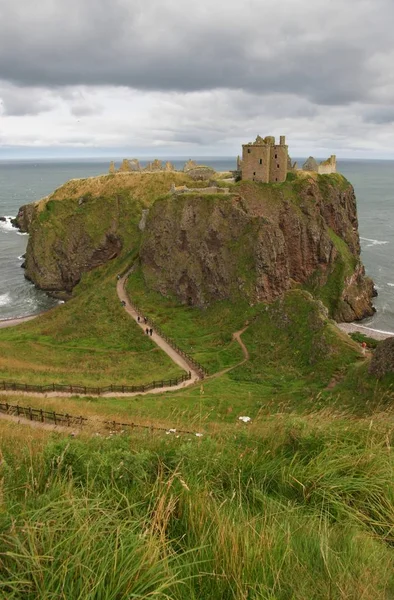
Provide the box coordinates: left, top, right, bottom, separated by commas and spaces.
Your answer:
0, 0, 394, 159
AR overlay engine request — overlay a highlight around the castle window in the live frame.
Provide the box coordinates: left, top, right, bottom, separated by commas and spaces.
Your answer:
277, 164, 280, 168
247, 149, 251, 153
275, 178, 278, 182
275, 154, 278, 159
259, 159, 262, 164
253, 172, 256, 176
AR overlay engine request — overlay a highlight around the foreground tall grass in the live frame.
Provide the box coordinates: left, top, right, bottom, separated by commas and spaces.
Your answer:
1, 411, 394, 599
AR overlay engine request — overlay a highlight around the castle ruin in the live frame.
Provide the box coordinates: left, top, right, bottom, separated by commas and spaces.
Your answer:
239, 135, 288, 183
302, 155, 337, 175
238, 135, 337, 182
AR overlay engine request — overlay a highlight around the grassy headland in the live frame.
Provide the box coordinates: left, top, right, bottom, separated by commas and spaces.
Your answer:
0, 169, 392, 597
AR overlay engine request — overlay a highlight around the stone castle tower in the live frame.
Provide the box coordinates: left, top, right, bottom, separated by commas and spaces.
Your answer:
240, 135, 288, 183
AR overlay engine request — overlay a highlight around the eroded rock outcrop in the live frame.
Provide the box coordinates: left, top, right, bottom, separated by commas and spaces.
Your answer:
19, 171, 192, 296
369, 338, 394, 378
18, 170, 374, 322
140, 175, 374, 321
12, 203, 38, 233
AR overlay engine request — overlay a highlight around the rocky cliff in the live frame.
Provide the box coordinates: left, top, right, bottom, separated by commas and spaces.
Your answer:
17, 171, 191, 296
12, 203, 37, 233
140, 174, 374, 321
17, 171, 374, 321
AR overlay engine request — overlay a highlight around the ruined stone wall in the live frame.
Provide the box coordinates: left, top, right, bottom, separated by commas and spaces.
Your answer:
171, 184, 230, 195
318, 155, 337, 175
269, 144, 288, 183
241, 144, 270, 182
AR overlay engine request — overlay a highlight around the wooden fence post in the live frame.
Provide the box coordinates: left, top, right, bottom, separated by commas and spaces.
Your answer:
40, 409, 44, 422
16, 405, 20, 416
29, 407, 33, 421
53, 411, 57, 425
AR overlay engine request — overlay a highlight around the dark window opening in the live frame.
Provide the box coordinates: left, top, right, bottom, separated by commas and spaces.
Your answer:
253, 171, 256, 176
247, 148, 251, 153
259, 159, 262, 164
275, 154, 278, 159
277, 164, 280, 168
275, 178, 278, 182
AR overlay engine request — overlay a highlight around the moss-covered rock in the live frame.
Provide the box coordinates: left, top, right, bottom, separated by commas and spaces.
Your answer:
19, 170, 374, 322
21, 172, 191, 295
140, 174, 374, 321
369, 338, 394, 378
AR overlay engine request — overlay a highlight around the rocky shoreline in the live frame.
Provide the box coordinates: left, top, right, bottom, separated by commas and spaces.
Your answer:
337, 322, 394, 340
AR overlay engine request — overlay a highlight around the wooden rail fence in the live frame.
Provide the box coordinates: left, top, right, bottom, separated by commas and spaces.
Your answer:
131, 302, 207, 379
0, 401, 201, 436
120, 268, 207, 379
0, 372, 191, 396
0, 401, 87, 427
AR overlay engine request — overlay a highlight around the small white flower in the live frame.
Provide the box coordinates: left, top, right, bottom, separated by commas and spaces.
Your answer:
195, 433, 203, 437
238, 416, 251, 423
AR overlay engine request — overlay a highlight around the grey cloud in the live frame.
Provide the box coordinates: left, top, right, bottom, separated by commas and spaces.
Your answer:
0, 84, 56, 115
0, 0, 392, 107
364, 106, 394, 124
70, 103, 103, 117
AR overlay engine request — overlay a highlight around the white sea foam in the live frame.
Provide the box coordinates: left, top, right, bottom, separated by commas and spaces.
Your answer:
387, 283, 394, 288
0, 216, 16, 233
0, 292, 11, 307
360, 237, 389, 247
352, 323, 394, 336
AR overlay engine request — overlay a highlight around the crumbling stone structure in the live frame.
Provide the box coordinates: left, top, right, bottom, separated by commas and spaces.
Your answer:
118, 159, 131, 172
317, 155, 337, 174
170, 183, 229, 195
240, 135, 288, 183
302, 155, 337, 174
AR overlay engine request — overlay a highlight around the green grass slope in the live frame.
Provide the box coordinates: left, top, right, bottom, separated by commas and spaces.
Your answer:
1, 409, 394, 599
0, 257, 183, 386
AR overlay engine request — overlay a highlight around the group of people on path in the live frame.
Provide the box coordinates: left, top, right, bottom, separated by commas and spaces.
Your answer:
118, 278, 154, 337
137, 314, 153, 336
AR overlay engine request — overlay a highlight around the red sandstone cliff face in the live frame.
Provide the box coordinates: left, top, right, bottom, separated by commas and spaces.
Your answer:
140, 176, 374, 322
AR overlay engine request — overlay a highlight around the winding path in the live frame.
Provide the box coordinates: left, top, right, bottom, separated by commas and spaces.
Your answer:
116, 271, 200, 386
0, 270, 251, 398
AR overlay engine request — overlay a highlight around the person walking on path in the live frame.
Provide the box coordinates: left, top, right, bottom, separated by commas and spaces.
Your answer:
137, 316, 140, 323
145, 328, 149, 335
149, 328, 153, 336
144, 316, 148, 324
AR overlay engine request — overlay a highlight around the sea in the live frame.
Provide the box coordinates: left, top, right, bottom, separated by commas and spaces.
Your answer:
0, 158, 393, 331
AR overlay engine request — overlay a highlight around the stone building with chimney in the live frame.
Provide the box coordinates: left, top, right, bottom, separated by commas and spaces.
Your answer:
238, 135, 288, 183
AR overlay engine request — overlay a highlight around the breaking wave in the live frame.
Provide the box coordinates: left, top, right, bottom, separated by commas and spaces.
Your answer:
360, 237, 389, 247
0, 292, 11, 307
0, 216, 15, 233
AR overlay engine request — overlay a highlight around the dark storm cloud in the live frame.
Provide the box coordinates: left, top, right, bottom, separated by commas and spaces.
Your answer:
0, 0, 392, 106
